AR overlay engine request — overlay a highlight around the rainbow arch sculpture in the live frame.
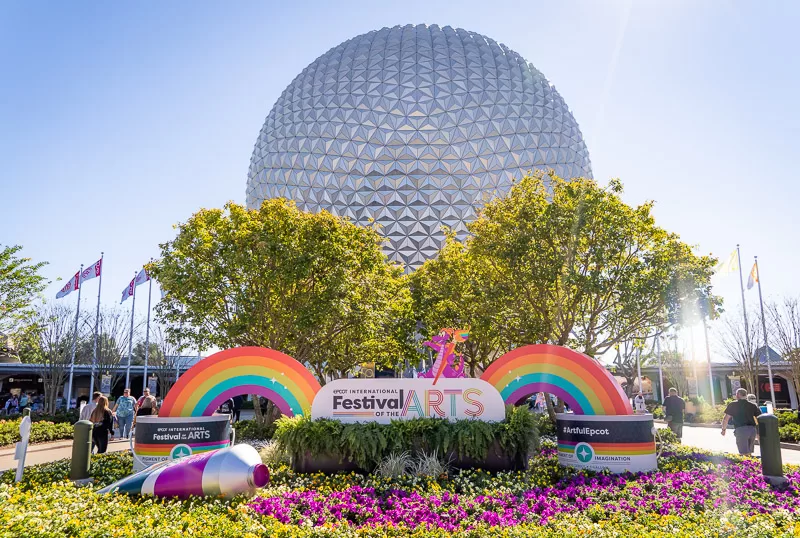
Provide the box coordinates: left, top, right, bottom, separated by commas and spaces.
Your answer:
480, 344, 632, 415
159, 347, 321, 417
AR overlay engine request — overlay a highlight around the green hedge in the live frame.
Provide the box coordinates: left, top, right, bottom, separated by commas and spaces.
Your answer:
778, 410, 799, 428
780, 423, 800, 444
0, 419, 73, 447
274, 405, 538, 470
30, 410, 80, 424
234, 419, 276, 440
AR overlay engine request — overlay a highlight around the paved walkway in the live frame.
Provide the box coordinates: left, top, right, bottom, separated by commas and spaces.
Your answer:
0, 438, 130, 472
2, 420, 798, 473
656, 422, 800, 464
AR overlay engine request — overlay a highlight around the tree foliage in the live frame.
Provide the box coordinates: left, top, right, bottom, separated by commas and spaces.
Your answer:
718, 310, 761, 396
16, 303, 75, 413
428, 172, 718, 357
0, 245, 49, 336
410, 234, 510, 375
768, 297, 800, 401
151, 200, 412, 382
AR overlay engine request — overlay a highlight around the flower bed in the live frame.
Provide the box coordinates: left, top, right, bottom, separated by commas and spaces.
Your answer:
251, 445, 800, 531
1, 443, 799, 536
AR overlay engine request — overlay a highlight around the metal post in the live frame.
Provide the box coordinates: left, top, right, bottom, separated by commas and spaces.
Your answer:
737, 245, 756, 399
736, 245, 752, 361
758, 413, 785, 485
70, 420, 93, 482
90, 253, 104, 393
67, 264, 84, 409
656, 333, 665, 402
636, 345, 643, 395
690, 325, 699, 398
143, 274, 152, 394
754, 257, 776, 407
702, 316, 716, 406
125, 273, 137, 390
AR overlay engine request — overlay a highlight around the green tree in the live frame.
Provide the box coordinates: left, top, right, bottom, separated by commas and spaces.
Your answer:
16, 303, 75, 413
0, 245, 49, 336
150, 200, 411, 384
411, 234, 510, 376
466, 172, 718, 356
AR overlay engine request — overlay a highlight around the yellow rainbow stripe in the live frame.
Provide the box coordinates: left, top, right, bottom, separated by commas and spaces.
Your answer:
159, 347, 321, 417
481, 344, 632, 415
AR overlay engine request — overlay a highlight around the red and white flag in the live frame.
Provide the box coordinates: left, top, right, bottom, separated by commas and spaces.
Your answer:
80, 258, 102, 283
134, 267, 150, 287
120, 278, 135, 304
56, 272, 80, 299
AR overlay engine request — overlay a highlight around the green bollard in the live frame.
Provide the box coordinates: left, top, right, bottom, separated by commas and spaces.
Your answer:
70, 420, 93, 482
758, 413, 786, 485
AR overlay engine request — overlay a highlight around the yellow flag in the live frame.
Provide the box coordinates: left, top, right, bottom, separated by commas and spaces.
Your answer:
747, 263, 758, 290
714, 249, 738, 275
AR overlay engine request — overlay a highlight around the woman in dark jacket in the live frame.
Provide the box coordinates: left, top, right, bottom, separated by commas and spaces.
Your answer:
90, 395, 114, 454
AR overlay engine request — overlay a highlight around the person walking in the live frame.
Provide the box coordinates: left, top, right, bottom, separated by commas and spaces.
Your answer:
19, 393, 28, 411
136, 388, 158, 417
80, 392, 102, 422
232, 395, 243, 423
112, 388, 137, 440
89, 396, 114, 454
721, 387, 761, 455
662, 388, 685, 440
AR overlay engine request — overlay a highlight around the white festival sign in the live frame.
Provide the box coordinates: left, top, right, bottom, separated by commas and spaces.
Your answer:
311, 378, 506, 424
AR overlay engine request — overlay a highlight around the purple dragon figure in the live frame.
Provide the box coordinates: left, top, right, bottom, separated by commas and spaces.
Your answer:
417, 328, 469, 384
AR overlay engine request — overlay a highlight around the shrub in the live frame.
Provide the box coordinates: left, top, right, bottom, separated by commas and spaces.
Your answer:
274, 405, 539, 470
376, 451, 413, 478
779, 423, 800, 444
656, 427, 680, 446
412, 450, 449, 477
258, 441, 290, 468
531, 411, 556, 436
778, 410, 799, 428
0, 418, 73, 447
234, 419, 276, 441
30, 410, 79, 424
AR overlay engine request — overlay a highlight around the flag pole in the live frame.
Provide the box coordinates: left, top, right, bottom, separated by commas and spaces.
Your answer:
90, 253, 103, 394
142, 266, 152, 395
656, 332, 665, 402
125, 272, 137, 390
736, 245, 754, 394
702, 315, 716, 406
689, 325, 699, 398
635, 342, 643, 396
754, 256, 776, 407
66, 264, 83, 410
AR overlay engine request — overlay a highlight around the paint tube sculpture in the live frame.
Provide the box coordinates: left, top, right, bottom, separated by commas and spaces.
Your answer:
99, 444, 269, 499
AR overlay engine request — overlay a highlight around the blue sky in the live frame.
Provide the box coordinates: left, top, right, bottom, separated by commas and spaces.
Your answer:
1, 1, 798, 358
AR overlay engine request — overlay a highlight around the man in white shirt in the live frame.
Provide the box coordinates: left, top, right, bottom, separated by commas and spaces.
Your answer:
80, 392, 102, 421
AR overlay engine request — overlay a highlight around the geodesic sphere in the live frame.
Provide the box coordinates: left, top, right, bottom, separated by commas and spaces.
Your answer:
247, 24, 592, 269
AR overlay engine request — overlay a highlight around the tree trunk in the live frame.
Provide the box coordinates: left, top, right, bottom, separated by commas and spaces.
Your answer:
252, 394, 265, 424
545, 395, 557, 422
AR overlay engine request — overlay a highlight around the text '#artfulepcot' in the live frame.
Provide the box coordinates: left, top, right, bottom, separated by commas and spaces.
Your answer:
311, 379, 506, 423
